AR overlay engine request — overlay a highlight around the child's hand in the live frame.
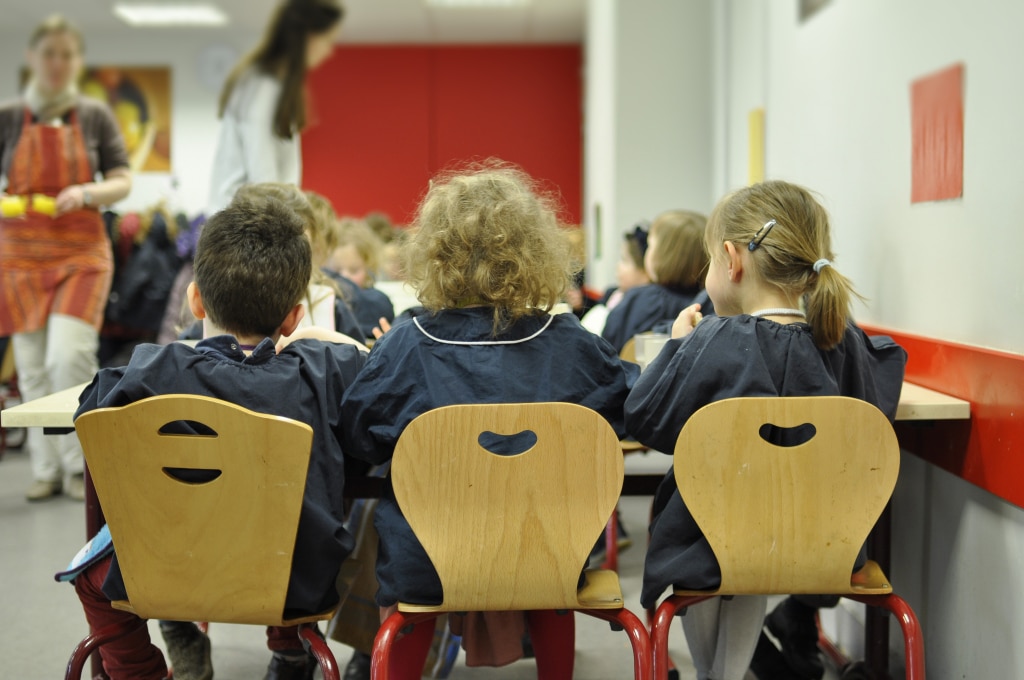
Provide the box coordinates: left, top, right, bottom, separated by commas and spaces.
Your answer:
671, 304, 703, 339
277, 327, 369, 353
372, 317, 392, 340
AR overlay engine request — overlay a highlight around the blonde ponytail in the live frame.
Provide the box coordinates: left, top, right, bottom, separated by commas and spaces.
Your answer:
805, 261, 856, 350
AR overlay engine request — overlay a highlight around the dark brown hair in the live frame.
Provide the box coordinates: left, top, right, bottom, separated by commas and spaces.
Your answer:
218, 0, 344, 139
232, 183, 347, 303
194, 195, 311, 337
29, 14, 85, 52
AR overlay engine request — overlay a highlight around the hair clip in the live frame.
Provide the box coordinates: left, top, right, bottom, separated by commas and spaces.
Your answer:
629, 220, 651, 256
748, 219, 776, 252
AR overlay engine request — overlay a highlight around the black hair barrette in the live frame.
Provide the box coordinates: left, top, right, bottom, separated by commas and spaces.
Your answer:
748, 219, 776, 251
629, 220, 651, 256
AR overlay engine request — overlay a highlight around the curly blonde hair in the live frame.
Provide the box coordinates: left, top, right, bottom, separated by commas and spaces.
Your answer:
405, 161, 574, 332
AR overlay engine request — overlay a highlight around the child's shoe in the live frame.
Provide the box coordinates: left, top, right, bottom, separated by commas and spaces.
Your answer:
159, 621, 213, 680
264, 650, 315, 680
765, 597, 824, 680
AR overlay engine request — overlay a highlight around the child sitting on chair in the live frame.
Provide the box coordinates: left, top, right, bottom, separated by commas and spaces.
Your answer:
339, 160, 640, 680
326, 217, 396, 339
625, 180, 906, 680
601, 209, 713, 352
63, 195, 367, 680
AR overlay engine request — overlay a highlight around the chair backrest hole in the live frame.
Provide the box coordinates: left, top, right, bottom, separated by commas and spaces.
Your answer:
758, 422, 816, 447
477, 430, 538, 456
158, 420, 218, 437
162, 467, 222, 484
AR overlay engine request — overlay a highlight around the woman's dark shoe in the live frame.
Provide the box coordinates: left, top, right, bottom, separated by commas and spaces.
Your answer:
343, 650, 371, 680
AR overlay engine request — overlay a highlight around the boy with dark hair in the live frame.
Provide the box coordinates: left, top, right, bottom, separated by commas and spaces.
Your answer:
63, 194, 367, 680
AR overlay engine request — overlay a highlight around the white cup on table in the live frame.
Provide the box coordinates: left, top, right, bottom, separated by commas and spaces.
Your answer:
634, 332, 670, 371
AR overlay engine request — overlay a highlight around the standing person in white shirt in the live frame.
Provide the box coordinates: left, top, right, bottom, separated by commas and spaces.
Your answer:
208, 0, 343, 216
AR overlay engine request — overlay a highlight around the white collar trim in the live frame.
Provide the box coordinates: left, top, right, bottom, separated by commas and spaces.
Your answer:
412, 314, 554, 346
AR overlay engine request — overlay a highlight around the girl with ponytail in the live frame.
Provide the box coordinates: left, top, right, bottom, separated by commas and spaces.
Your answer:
624, 180, 908, 679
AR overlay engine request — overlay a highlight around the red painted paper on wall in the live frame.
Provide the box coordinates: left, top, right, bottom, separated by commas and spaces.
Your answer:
910, 63, 964, 203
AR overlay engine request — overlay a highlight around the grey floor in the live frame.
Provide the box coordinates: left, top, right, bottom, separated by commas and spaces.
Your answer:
0, 443, 838, 679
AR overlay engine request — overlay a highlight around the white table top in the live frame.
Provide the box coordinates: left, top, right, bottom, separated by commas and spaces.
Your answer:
1, 380, 971, 429
1, 381, 89, 428
894, 381, 970, 421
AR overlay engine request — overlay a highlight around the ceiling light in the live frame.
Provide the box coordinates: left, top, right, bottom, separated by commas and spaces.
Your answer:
113, 3, 228, 27
426, 0, 531, 8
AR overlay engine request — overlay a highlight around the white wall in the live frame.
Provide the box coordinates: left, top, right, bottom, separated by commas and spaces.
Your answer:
583, 0, 713, 290
716, 0, 1024, 676
0, 27, 259, 215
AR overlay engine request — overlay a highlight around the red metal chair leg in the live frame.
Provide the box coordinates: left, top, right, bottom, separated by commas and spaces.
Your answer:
651, 594, 714, 680
848, 593, 926, 680
370, 611, 439, 680
299, 622, 341, 680
580, 608, 653, 680
65, 620, 144, 680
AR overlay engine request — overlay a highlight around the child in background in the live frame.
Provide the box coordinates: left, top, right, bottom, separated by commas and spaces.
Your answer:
607, 222, 653, 310
625, 180, 906, 680
66, 195, 367, 680
327, 218, 395, 338
579, 222, 652, 335
601, 210, 712, 352
339, 161, 639, 680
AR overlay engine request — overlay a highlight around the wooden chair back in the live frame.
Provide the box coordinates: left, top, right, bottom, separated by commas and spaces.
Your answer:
75, 394, 314, 624
674, 396, 899, 595
619, 337, 637, 364
392, 402, 624, 612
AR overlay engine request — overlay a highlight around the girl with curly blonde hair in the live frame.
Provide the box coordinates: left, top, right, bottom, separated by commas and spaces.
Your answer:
341, 160, 639, 679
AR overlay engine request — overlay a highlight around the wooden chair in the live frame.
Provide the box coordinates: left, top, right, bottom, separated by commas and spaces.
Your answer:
369, 402, 653, 680
650, 396, 925, 679
65, 395, 341, 680
619, 336, 638, 364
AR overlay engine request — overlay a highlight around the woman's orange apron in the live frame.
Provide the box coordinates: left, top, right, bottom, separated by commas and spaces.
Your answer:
0, 107, 113, 336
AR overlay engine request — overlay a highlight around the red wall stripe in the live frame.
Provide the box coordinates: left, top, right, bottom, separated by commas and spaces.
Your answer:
302, 45, 583, 225
861, 324, 1024, 509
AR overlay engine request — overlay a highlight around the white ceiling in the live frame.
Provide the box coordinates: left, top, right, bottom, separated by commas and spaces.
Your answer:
0, 0, 586, 43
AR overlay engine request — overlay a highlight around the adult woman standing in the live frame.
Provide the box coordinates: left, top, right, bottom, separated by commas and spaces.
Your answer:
208, 0, 344, 214
0, 15, 131, 501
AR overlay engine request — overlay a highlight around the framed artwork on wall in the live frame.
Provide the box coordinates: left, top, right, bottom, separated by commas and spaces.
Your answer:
20, 66, 172, 173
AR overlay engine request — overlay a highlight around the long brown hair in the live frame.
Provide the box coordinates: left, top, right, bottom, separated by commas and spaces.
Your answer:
218, 0, 343, 139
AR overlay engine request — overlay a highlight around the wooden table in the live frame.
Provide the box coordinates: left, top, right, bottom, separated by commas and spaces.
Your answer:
0, 381, 89, 430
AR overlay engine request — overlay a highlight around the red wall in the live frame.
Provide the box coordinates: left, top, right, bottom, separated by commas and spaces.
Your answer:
302, 46, 583, 225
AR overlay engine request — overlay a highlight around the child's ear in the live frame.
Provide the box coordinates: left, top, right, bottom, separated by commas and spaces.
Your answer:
723, 241, 744, 282
186, 282, 207, 319
278, 304, 306, 338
